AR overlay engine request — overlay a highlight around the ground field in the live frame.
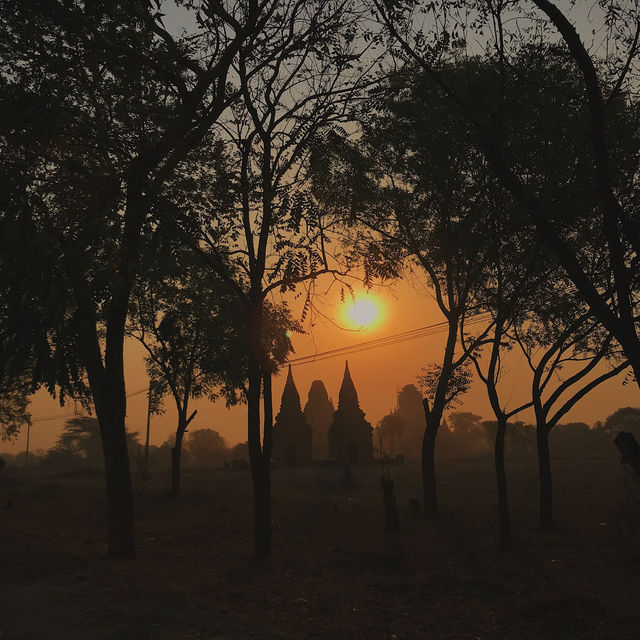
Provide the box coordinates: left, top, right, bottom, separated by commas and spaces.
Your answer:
2, 456, 640, 639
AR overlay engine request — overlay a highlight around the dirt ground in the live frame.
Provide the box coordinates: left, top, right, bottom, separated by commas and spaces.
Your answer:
2, 455, 640, 639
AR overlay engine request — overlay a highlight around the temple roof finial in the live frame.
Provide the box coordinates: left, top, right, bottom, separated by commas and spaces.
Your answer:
338, 360, 359, 410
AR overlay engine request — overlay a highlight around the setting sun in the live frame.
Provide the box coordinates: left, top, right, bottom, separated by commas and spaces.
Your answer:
343, 293, 383, 329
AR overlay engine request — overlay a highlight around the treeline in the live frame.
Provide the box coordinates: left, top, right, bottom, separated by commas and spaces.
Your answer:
0, 416, 249, 473
377, 404, 640, 460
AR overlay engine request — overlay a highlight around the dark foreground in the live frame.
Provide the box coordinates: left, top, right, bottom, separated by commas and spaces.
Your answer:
1, 456, 640, 639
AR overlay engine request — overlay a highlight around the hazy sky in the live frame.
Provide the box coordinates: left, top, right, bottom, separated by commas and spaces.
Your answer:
5, 270, 639, 455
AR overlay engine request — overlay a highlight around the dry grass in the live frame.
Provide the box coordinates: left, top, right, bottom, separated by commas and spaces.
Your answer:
1, 455, 640, 639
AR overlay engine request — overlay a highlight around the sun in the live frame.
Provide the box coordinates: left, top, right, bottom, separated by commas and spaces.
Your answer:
343, 293, 383, 329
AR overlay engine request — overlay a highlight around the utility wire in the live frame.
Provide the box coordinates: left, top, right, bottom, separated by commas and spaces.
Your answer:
30, 385, 150, 424
288, 312, 491, 366
29, 313, 492, 422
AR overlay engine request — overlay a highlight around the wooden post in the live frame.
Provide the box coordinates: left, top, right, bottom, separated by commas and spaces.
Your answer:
381, 475, 400, 531
24, 422, 31, 467
144, 387, 152, 476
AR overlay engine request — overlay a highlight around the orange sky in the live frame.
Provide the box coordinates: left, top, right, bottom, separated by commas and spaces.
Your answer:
3, 272, 639, 455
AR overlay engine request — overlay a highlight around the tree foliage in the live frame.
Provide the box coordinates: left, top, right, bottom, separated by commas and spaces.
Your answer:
0, 379, 31, 442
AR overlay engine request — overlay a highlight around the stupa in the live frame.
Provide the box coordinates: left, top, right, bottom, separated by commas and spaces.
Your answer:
272, 365, 313, 467
328, 361, 373, 465
304, 380, 335, 460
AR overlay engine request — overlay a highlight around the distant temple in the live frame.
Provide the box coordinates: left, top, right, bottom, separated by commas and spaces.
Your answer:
328, 361, 373, 465
272, 365, 313, 467
304, 380, 335, 460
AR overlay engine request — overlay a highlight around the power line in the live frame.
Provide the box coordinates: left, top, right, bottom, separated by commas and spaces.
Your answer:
28, 313, 492, 422
288, 312, 491, 367
30, 385, 150, 424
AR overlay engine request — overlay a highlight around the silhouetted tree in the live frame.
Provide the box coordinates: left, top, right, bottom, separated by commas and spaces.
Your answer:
230, 440, 250, 462
461, 184, 543, 550
186, 1, 374, 556
396, 384, 429, 457
129, 248, 247, 495
602, 408, 640, 439
374, 0, 640, 401
448, 412, 483, 437
0, 377, 31, 442
514, 288, 628, 529
482, 421, 536, 457
313, 67, 496, 516
0, 1, 277, 557
552, 422, 610, 459
186, 428, 228, 468
448, 412, 487, 456
378, 411, 405, 457
0, 162, 83, 439
47, 415, 140, 470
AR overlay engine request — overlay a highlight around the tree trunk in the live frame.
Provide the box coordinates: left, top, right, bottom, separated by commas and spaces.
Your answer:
170, 421, 185, 497
495, 415, 512, 550
422, 406, 439, 517
536, 423, 553, 529
252, 455, 271, 557
420, 317, 459, 518
96, 398, 135, 558
76, 325, 135, 558
168, 407, 196, 497
247, 337, 271, 558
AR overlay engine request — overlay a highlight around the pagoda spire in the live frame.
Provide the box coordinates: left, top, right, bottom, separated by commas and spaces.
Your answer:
279, 364, 301, 413
328, 360, 373, 464
273, 364, 312, 467
338, 360, 359, 410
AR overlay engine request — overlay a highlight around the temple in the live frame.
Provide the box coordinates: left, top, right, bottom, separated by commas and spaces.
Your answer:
272, 365, 313, 467
304, 380, 335, 460
328, 361, 373, 465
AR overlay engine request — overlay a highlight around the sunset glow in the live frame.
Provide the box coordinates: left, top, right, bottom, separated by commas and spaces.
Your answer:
343, 294, 383, 329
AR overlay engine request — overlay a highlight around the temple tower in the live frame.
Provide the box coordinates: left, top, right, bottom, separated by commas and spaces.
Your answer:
304, 380, 335, 460
328, 361, 373, 465
272, 365, 313, 467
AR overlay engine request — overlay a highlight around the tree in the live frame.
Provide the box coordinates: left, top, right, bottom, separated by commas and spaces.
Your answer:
0, 1, 274, 557
313, 67, 496, 516
447, 411, 487, 455
447, 412, 483, 437
378, 411, 406, 457
230, 440, 249, 462
0, 379, 31, 442
603, 407, 640, 438
460, 174, 543, 549
186, 0, 374, 557
187, 428, 228, 468
55, 416, 104, 467
129, 247, 245, 495
481, 420, 536, 457
47, 415, 140, 469
366, 12, 640, 537
373, 0, 640, 402
396, 384, 425, 457
0, 155, 83, 440
514, 287, 628, 529
130, 246, 297, 494
464, 311, 532, 550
